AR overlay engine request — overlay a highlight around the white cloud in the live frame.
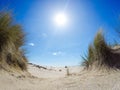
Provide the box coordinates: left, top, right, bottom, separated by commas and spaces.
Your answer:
52, 51, 64, 56
52, 52, 57, 56
28, 43, 35, 46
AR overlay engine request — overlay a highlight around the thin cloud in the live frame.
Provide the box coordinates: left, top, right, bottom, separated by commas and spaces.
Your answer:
52, 51, 63, 56
28, 43, 35, 46
52, 52, 57, 56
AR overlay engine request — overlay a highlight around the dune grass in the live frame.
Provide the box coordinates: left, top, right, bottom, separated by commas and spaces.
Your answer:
82, 30, 120, 70
0, 11, 27, 71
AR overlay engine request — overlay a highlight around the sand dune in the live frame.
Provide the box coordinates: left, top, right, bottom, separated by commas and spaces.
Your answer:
0, 64, 120, 90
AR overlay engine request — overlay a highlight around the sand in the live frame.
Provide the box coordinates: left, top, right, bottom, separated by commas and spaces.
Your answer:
0, 64, 120, 90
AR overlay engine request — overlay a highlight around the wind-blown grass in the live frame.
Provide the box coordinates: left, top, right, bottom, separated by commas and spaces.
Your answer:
82, 45, 95, 68
82, 30, 120, 70
0, 11, 27, 71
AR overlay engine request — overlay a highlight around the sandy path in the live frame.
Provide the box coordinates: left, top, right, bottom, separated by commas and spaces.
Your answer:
1, 64, 120, 90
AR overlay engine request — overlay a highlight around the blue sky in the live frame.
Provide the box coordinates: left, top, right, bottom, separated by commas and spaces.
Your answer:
0, 0, 120, 66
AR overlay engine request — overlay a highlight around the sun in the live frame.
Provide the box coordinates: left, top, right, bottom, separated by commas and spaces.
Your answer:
54, 13, 67, 26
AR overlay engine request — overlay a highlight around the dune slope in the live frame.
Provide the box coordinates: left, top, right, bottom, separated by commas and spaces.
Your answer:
0, 64, 120, 90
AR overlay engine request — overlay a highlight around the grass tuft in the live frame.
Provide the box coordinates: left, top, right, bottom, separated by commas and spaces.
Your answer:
82, 30, 120, 70
0, 11, 27, 71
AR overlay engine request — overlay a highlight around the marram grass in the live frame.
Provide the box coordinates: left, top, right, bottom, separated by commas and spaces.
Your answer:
82, 30, 120, 70
0, 11, 27, 71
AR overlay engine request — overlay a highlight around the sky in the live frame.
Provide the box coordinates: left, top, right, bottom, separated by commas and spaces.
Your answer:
0, 0, 120, 66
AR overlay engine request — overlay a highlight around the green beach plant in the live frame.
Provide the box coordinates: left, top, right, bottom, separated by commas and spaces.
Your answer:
82, 30, 120, 70
0, 11, 27, 71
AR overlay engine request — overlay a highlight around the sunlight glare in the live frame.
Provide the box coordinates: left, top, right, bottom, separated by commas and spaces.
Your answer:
54, 13, 67, 27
